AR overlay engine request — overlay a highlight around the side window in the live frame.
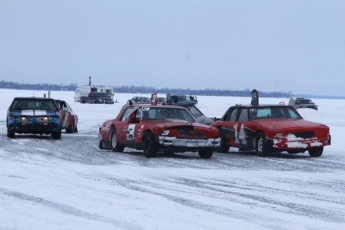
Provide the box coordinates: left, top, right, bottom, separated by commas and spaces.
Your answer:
133, 108, 141, 123
237, 108, 248, 122
228, 108, 239, 121
120, 107, 133, 121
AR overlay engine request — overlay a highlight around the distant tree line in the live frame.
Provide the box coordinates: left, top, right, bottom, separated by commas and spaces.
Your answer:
1, 80, 344, 99
113, 85, 292, 98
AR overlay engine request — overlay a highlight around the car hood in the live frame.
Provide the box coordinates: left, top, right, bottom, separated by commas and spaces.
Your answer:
143, 119, 218, 130
251, 119, 329, 130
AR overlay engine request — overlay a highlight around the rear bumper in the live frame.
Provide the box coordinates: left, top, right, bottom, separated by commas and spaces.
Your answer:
158, 136, 221, 148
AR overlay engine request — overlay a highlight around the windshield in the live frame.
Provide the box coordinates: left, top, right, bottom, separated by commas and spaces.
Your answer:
298, 99, 313, 104
183, 105, 203, 117
249, 106, 302, 120
142, 107, 195, 122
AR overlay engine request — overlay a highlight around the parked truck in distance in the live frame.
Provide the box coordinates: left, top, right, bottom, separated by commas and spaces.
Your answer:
80, 92, 114, 104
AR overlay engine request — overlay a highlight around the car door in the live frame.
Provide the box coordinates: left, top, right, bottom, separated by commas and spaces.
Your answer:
117, 107, 143, 146
234, 108, 250, 148
220, 107, 240, 148
115, 106, 138, 143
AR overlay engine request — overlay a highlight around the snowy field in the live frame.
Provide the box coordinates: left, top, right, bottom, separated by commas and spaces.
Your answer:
1, 89, 345, 230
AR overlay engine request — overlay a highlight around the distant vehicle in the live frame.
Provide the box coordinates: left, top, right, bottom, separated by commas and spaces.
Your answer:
130, 96, 151, 104
211, 90, 330, 157
157, 97, 166, 104
129, 96, 167, 104
98, 97, 221, 158
79, 92, 114, 104
288, 97, 318, 110
55, 99, 78, 133
74, 77, 114, 103
166, 94, 198, 105
6, 97, 62, 139
166, 94, 215, 125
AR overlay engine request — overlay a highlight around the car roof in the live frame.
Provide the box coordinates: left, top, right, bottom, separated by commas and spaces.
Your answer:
127, 103, 187, 109
231, 104, 294, 108
13, 97, 55, 100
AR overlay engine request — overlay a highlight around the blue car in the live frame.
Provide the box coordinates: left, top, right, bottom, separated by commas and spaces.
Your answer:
6, 97, 62, 139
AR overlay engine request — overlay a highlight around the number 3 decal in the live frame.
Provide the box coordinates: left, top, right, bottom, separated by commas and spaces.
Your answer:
127, 124, 136, 141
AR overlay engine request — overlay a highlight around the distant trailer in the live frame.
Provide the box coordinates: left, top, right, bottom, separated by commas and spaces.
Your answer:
74, 85, 114, 103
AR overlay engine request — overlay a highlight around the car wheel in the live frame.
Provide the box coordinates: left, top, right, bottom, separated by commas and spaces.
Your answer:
163, 150, 174, 155
256, 133, 267, 157
7, 128, 15, 138
143, 132, 158, 158
66, 120, 74, 133
110, 130, 124, 152
74, 121, 78, 133
81, 100, 86, 104
99, 140, 104, 149
51, 130, 61, 140
308, 146, 323, 157
198, 148, 214, 158
217, 129, 230, 153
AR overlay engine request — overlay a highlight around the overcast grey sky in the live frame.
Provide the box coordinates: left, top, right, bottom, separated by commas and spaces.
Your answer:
1, 0, 344, 96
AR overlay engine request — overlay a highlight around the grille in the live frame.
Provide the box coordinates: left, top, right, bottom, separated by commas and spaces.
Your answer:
177, 129, 205, 138
178, 130, 193, 137
291, 131, 314, 139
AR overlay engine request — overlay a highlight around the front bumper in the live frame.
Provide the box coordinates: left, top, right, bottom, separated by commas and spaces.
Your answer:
8, 123, 61, 133
271, 135, 330, 150
158, 136, 220, 148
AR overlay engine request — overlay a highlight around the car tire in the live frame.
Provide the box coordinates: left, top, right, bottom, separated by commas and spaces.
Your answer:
7, 128, 15, 138
256, 133, 268, 157
198, 148, 213, 158
163, 150, 174, 155
99, 140, 104, 149
217, 129, 230, 153
51, 131, 61, 140
308, 146, 323, 157
143, 132, 158, 158
66, 120, 74, 133
110, 130, 124, 152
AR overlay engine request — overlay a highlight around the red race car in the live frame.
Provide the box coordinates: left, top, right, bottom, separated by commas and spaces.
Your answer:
98, 94, 220, 158
55, 99, 78, 133
211, 90, 331, 157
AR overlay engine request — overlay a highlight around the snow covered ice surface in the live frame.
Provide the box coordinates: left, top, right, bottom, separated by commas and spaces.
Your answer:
1, 89, 345, 230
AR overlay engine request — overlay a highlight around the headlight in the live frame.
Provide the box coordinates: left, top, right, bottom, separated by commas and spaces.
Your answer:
162, 130, 170, 136
41, 117, 48, 121
21, 117, 26, 121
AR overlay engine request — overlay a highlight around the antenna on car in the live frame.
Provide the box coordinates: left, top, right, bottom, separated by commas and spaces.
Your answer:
251, 89, 259, 106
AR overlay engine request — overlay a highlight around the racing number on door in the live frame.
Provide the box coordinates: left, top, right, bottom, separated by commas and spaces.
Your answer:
127, 124, 136, 141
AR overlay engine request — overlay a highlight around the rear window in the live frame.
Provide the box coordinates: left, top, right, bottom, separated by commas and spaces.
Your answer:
10, 99, 58, 111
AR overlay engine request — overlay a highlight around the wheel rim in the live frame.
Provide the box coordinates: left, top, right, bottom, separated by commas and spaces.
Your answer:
258, 138, 263, 152
111, 133, 117, 148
